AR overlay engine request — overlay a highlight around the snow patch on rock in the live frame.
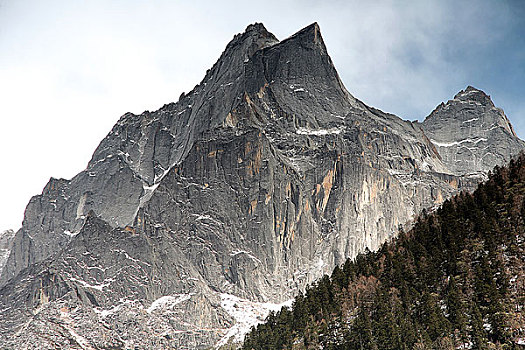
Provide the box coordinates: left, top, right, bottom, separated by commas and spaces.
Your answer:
216, 293, 293, 348
147, 294, 193, 314
430, 137, 487, 148
296, 126, 343, 136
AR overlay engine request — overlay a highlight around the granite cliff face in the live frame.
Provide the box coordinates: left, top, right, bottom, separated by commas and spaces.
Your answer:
420, 86, 525, 175
0, 23, 523, 349
0, 230, 15, 272
0, 23, 279, 287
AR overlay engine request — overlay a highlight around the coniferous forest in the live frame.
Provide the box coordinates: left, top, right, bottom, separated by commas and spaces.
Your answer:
242, 155, 525, 349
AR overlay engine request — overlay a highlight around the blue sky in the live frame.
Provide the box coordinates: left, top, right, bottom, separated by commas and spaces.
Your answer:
0, 0, 524, 231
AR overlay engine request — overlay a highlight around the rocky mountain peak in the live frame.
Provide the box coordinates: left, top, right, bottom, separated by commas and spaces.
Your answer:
244, 22, 271, 35
424, 86, 517, 138
453, 85, 495, 107
241, 22, 355, 132
283, 22, 325, 50
450, 85, 518, 138
225, 22, 279, 61
421, 86, 524, 175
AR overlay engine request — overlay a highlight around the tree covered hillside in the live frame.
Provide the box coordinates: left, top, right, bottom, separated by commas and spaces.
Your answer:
243, 155, 525, 349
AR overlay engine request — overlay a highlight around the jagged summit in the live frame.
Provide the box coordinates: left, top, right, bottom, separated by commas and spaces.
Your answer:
453, 85, 495, 107
281, 22, 324, 48
226, 22, 278, 58
421, 86, 524, 175
450, 85, 517, 137
244, 22, 270, 33
426, 86, 494, 121
423, 86, 515, 134
242, 22, 323, 47
224, 22, 326, 63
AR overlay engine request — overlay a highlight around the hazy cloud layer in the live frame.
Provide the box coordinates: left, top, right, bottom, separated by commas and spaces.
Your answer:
0, 0, 523, 230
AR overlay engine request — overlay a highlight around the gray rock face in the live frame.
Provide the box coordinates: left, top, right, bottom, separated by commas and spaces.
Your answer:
0, 23, 523, 349
0, 23, 278, 287
421, 86, 525, 176
0, 214, 232, 349
0, 230, 15, 272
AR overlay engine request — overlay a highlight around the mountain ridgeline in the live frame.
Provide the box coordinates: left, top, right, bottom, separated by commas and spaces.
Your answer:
243, 154, 525, 349
0, 23, 524, 349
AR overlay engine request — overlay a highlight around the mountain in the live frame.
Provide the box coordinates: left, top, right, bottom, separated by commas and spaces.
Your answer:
420, 85, 525, 176
0, 23, 523, 349
242, 154, 525, 349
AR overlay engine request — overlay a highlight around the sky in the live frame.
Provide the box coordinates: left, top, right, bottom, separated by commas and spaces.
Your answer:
0, 0, 524, 232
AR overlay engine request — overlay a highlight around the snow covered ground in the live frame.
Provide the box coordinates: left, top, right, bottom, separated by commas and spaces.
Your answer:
216, 293, 294, 348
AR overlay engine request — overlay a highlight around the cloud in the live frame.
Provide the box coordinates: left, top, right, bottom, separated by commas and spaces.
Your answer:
307, 0, 518, 120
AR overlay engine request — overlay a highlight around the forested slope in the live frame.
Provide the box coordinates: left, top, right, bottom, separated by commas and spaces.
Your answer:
243, 154, 525, 349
